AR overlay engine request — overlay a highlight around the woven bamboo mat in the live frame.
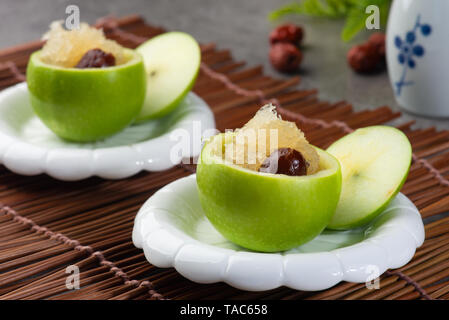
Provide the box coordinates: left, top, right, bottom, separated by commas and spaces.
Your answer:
0, 15, 449, 300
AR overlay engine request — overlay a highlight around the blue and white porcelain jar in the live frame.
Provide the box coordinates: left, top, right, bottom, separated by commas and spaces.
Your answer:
386, 0, 449, 117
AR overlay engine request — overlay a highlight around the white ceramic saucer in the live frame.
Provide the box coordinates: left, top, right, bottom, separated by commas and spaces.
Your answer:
0, 82, 215, 181
133, 174, 425, 292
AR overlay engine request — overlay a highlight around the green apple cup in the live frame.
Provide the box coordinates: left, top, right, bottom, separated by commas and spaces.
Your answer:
27, 48, 146, 142
197, 133, 342, 252
326, 126, 412, 230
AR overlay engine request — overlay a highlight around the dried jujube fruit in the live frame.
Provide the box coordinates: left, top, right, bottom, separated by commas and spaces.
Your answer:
347, 32, 386, 73
347, 43, 382, 73
269, 24, 304, 46
268, 23, 304, 73
368, 32, 386, 57
259, 147, 308, 176
75, 48, 116, 68
269, 43, 302, 73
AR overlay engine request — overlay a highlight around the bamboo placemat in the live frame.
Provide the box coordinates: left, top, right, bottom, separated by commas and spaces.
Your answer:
0, 15, 449, 300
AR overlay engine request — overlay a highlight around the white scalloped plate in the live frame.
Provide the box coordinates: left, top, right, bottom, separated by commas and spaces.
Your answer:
133, 174, 425, 292
0, 82, 215, 181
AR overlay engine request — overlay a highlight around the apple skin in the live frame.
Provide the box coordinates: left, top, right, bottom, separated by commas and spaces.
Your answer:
196, 133, 342, 252
326, 126, 412, 230
135, 32, 201, 122
27, 48, 146, 142
330, 171, 408, 230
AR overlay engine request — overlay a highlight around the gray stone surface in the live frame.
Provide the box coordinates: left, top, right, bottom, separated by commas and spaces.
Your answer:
1, 0, 448, 129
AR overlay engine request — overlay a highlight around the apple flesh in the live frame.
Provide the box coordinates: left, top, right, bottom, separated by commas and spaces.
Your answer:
326, 126, 412, 230
27, 48, 146, 142
196, 132, 342, 252
136, 32, 201, 122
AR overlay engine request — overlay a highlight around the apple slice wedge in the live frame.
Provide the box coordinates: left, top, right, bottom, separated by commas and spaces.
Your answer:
326, 126, 412, 230
136, 32, 201, 122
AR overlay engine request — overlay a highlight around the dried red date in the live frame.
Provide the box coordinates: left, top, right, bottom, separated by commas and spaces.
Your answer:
347, 32, 386, 73
347, 43, 382, 73
259, 147, 308, 176
269, 24, 304, 46
75, 48, 116, 68
269, 43, 302, 73
368, 32, 386, 57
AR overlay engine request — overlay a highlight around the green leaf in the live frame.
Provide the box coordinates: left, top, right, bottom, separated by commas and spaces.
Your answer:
268, 3, 304, 21
379, 1, 391, 26
268, 0, 392, 41
341, 7, 367, 41
269, 0, 350, 20
302, 0, 335, 17
325, 0, 354, 16
357, 0, 391, 26
341, 0, 391, 41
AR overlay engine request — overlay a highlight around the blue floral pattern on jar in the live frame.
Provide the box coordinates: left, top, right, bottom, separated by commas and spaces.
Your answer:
394, 15, 432, 96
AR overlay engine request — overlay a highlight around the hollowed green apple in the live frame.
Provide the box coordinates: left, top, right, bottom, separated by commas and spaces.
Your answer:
326, 126, 412, 230
135, 32, 201, 122
27, 48, 146, 142
196, 132, 342, 252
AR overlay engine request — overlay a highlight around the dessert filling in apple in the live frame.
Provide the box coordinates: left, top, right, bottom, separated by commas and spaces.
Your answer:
39, 21, 127, 68
217, 104, 320, 176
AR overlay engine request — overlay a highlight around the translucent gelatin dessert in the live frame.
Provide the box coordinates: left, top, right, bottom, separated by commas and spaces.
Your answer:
224, 104, 320, 175
40, 21, 127, 68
